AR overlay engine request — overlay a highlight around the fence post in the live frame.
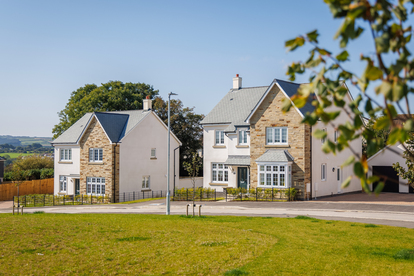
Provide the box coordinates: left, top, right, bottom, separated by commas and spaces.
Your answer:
81, 194, 83, 205
34, 195, 36, 207
142, 191, 144, 199
256, 188, 258, 201
187, 189, 188, 201
215, 189, 216, 201
225, 188, 227, 202
200, 189, 202, 201
272, 188, 274, 202
152, 191, 153, 199
91, 194, 93, 205
53, 195, 55, 206
44, 194, 46, 206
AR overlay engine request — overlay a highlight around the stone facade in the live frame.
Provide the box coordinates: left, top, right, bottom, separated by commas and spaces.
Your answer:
249, 85, 311, 199
79, 117, 120, 202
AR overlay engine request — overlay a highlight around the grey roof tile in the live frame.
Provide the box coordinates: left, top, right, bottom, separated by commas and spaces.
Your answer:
256, 149, 294, 162
95, 112, 129, 143
52, 113, 93, 144
200, 86, 268, 131
224, 155, 250, 166
276, 79, 315, 116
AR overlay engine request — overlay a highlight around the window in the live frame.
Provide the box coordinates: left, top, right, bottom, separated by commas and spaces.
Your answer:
151, 148, 156, 158
334, 130, 339, 143
59, 176, 67, 192
215, 130, 225, 145
321, 129, 327, 144
238, 130, 248, 145
89, 148, 103, 162
337, 168, 341, 181
266, 127, 288, 145
212, 163, 228, 183
321, 164, 326, 181
258, 164, 291, 187
142, 176, 150, 189
87, 177, 105, 195
60, 149, 72, 161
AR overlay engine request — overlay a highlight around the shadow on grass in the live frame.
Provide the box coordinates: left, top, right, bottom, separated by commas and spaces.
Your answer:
116, 237, 150, 242
394, 249, 414, 260
224, 268, 249, 276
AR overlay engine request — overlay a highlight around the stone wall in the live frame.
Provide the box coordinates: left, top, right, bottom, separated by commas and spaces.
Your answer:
79, 117, 119, 201
249, 85, 311, 199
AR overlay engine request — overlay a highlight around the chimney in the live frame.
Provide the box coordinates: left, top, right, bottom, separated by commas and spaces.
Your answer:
143, 95, 152, 111
233, 74, 242, 89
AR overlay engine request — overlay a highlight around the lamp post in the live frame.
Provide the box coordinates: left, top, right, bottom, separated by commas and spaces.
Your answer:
167, 92, 178, 215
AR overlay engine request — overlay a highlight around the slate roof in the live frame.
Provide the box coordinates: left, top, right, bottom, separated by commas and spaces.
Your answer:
52, 110, 150, 144
255, 150, 294, 162
201, 79, 316, 132
200, 86, 268, 131
224, 155, 250, 166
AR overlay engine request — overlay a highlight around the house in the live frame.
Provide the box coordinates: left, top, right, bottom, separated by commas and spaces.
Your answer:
0, 156, 5, 183
200, 75, 362, 199
368, 143, 413, 193
51, 97, 181, 202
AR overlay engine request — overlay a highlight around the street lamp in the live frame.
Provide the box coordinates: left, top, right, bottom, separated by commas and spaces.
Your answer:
167, 92, 178, 215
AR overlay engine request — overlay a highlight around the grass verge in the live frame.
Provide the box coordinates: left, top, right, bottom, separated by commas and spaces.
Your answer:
0, 214, 413, 275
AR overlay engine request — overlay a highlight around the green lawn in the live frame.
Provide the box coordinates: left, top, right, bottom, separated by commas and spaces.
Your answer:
0, 152, 34, 158
0, 214, 413, 275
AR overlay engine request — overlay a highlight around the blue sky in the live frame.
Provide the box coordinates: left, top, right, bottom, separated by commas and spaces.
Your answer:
0, 1, 411, 137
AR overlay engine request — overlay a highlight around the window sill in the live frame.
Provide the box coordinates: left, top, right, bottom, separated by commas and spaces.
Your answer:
88, 162, 104, 165
257, 186, 288, 189
150, 157, 157, 160
209, 183, 228, 186
58, 192, 67, 195
213, 145, 226, 148
58, 161, 73, 164
236, 145, 249, 148
264, 145, 290, 148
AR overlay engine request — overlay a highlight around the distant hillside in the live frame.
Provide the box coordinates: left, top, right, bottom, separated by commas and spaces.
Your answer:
0, 135, 53, 147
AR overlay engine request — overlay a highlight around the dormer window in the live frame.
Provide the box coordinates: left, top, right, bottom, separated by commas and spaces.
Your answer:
215, 130, 225, 145
238, 130, 248, 145
266, 127, 288, 145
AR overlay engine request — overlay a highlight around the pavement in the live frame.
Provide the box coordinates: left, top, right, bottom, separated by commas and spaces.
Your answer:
2, 192, 414, 228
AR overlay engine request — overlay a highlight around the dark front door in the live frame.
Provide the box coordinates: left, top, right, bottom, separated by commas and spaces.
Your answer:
238, 167, 248, 189
75, 179, 80, 195
372, 166, 399, 193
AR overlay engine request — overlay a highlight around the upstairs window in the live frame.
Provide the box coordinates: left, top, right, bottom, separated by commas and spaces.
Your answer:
238, 130, 248, 145
151, 148, 156, 158
89, 148, 103, 162
321, 129, 327, 144
60, 149, 72, 161
266, 127, 288, 145
215, 130, 225, 145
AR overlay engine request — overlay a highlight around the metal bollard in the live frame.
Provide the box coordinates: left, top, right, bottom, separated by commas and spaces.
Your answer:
186, 204, 190, 216
13, 205, 15, 215
21, 206, 24, 215
198, 205, 202, 217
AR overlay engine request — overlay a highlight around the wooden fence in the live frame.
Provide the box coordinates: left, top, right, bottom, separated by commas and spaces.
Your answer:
0, 178, 54, 201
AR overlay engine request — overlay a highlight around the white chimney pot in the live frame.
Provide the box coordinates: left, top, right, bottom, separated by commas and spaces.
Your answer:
233, 74, 242, 89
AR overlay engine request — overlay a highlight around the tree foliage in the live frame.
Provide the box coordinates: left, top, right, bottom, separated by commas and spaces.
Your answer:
393, 134, 414, 187
52, 81, 159, 139
283, 0, 414, 193
152, 97, 204, 176
5, 155, 54, 181
183, 152, 203, 207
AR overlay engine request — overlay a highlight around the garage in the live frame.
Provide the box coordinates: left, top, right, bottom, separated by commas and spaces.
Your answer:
372, 166, 399, 193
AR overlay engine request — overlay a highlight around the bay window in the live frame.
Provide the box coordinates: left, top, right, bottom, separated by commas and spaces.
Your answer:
212, 163, 228, 183
266, 127, 288, 145
258, 163, 292, 188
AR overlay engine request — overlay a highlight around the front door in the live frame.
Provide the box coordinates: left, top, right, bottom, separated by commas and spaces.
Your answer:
238, 167, 248, 189
75, 179, 80, 195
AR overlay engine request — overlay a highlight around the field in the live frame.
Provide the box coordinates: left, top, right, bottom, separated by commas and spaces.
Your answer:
0, 152, 34, 158
1, 214, 413, 275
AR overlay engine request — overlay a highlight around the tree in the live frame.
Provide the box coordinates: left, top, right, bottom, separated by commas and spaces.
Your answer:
283, 0, 413, 193
152, 96, 204, 176
52, 81, 159, 139
393, 133, 414, 187
183, 152, 202, 216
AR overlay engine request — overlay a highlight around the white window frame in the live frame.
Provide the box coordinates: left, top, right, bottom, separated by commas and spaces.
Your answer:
238, 130, 248, 145
266, 127, 288, 145
87, 177, 105, 195
257, 163, 292, 188
334, 130, 339, 143
142, 176, 150, 189
59, 176, 67, 192
212, 163, 228, 183
151, 148, 156, 158
215, 130, 225, 145
60, 148, 72, 161
321, 164, 327, 181
321, 128, 327, 144
89, 148, 103, 162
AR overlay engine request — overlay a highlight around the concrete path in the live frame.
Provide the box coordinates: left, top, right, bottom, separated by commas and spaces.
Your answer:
1, 196, 414, 228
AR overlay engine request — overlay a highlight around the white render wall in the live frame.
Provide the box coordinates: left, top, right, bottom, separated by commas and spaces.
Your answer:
311, 93, 362, 198
368, 143, 409, 193
202, 125, 250, 191
53, 146, 80, 195
119, 112, 180, 194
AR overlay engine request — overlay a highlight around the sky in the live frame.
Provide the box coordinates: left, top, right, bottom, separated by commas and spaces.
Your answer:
0, 0, 412, 137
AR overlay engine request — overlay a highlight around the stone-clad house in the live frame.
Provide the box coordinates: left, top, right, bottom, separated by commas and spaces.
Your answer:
201, 75, 362, 199
52, 97, 181, 202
